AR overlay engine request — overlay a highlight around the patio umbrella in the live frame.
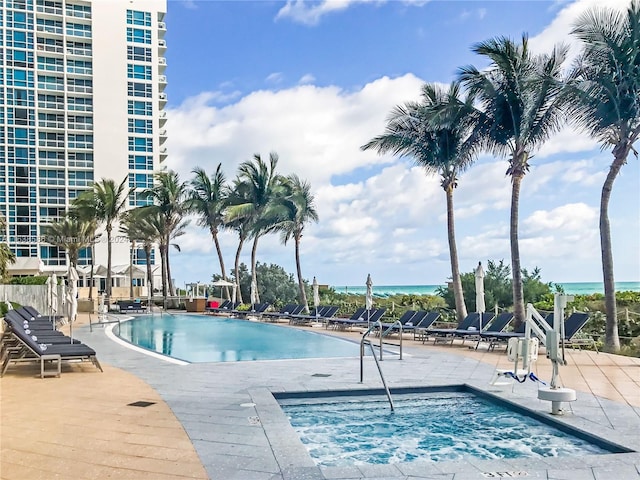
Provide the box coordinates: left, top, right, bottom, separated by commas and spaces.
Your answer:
475, 261, 486, 331
365, 273, 373, 326
312, 276, 320, 315
212, 279, 234, 299
67, 265, 79, 343
50, 273, 58, 317
250, 277, 258, 305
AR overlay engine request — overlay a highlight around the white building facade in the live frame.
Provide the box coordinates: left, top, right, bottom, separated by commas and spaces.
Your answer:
0, 0, 167, 292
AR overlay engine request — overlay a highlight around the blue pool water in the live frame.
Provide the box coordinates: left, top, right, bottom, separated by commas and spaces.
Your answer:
117, 314, 359, 362
279, 391, 618, 466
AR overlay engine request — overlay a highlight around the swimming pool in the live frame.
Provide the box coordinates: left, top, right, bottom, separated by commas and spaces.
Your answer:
116, 314, 359, 362
276, 386, 629, 467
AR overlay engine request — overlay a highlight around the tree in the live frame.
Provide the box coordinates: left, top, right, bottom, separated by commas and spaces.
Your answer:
41, 215, 96, 267
188, 164, 230, 296
142, 170, 190, 300
225, 153, 284, 303
227, 262, 300, 306
74, 177, 129, 304
0, 213, 16, 282
459, 35, 568, 326
568, 1, 640, 351
272, 174, 319, 313
362, 82, 480, 322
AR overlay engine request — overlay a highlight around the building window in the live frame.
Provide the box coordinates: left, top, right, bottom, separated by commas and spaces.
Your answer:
68, 152, 94, 168
68, 170, 94, 187
128, 118, 153, 134
128, 191, 153, 207
127, 45, 151, 62
127, 9, 151, 26
67, 59, 92, 75
128, 154, 153, 170
128, 136, 153, 152
128, 173, 153, 189
67, 96, 93, 112
127, 82, 153, 98
126, 27, 151, 44
127, 100, 152, 116
66, 23, 92, 38
127, 64, 152, 80
67, 134, 93, 149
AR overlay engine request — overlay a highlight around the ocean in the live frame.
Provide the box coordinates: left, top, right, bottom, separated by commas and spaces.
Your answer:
331, 281, 640, 297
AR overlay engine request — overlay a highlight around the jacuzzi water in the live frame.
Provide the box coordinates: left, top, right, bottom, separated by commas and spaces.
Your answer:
279, 391, 614, 466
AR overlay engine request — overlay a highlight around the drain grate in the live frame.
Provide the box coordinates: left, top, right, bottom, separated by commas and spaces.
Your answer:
312, 373, 331, 377
127, 400, 156, 407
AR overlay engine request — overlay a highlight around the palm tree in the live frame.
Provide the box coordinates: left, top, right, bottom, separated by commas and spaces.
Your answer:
0, 213, 16, 281
273, 174, 319, 312
567, 1, 640, 351
119, 210, 148, 299
41, 215, 96, 267
362, 82, 480, 322
74, 177, 129, 304
225, 153, 284, 303
188, 165, 230, 296
143, 170, 190, 300
459, 35, 568, 326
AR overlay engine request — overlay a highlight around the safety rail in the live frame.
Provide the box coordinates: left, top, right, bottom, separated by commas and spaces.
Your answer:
360, 320, 395, 411
88, 311, 121, 333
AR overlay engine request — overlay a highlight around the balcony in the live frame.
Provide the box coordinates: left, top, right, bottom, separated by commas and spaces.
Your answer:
158, 22, 166, 30
158, 75, 167, 84
159, 129, 167, 144
158, 57, 167, 66
158, 39, 167, 50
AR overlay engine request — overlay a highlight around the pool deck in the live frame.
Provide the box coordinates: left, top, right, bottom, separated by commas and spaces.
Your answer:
1, 313, 639, 480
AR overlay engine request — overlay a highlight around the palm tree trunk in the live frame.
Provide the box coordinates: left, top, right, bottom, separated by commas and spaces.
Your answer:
106, 226, 112, 305
234, 235, 245, 304
160, 243, 167, 299
510, 172, 526, 327
212, 229, 230, 298
294, 233, 309, 312
166, 236, 175, 298
250, 235, 260, 304
445, 186, 467, 322
145, 244, 153, 297
600, 154, 626, 352
129, 241, 134, 300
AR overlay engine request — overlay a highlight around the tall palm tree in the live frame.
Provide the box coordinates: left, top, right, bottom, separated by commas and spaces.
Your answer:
0, 213, 16, 281
41, 215, 96, 267
188, 165, 230, 296
74, 177, 129, 304
362, 82, 480, 321
459, 35, 568, 326
225, 153, 283, 303
143, 170, 190, 300
119, 210, 148, 299
568, 1, 640, 351
273, 174, 319, 312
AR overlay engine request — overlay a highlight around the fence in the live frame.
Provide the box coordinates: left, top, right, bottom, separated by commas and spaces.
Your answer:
0, 284, 64, 316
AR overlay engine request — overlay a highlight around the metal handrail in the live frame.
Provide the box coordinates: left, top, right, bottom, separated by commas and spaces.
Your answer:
88, 311, 121, 333
360, 321, 394, 411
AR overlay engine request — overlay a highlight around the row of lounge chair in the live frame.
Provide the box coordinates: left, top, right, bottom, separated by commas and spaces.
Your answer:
1, 306, 102, 378
204, 300, 271, 317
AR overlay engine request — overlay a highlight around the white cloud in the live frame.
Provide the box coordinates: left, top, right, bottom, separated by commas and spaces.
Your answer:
265, 72, 284, 84
298, 73, 316, 84
275, 0, 429, 26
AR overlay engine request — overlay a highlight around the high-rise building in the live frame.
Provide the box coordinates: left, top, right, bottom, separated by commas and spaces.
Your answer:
0, 0, 167, 292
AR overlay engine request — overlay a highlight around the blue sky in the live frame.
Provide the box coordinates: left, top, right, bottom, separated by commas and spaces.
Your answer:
163, 0, 639, 289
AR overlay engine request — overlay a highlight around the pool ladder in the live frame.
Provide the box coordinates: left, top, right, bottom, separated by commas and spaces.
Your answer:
360, 320, 403, 411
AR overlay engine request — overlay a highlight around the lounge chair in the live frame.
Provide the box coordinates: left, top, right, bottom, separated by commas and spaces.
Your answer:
424, 312, 486, 344
232, 303, 271, 318
378, 310, 416, 330
331, 308, 386, 330
262, 304, 304, 322
1, 315, 102, 378
206, 301, 239, 315
562, 312, 595, 350
409, 311, 442, 341
205, 299, 230, 313
116, 300, 146, 313
20, 305, 64, 323
474, 311, 514, 348
289, 306, 339, 326
327, 307, 368, 330
448, 312, 497, 345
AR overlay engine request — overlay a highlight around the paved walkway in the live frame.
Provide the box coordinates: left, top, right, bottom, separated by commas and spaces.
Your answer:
2, 313, 639, 480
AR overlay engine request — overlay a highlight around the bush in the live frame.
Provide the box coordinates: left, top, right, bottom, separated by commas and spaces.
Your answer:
10, 275, 48, 285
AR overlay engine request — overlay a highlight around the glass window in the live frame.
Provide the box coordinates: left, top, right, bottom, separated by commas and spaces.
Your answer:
127, 9, 151, 26
127, 45, 152, 62
127, 82, 152, 98
126, 27, 151, 44
127, 63, 152, 80
128, 136, 153, 152
128, 154, 153, 170
128, 118, 153, 134
127, 100, 152, 116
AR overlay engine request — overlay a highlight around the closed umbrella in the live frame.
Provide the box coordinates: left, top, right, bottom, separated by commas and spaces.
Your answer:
67, 265, 79, 343
365, 274, 373, 326
50, 273, 58, 317
475, 261, 486, 331
312, 276, 320, 315
250, 277, 258, 306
